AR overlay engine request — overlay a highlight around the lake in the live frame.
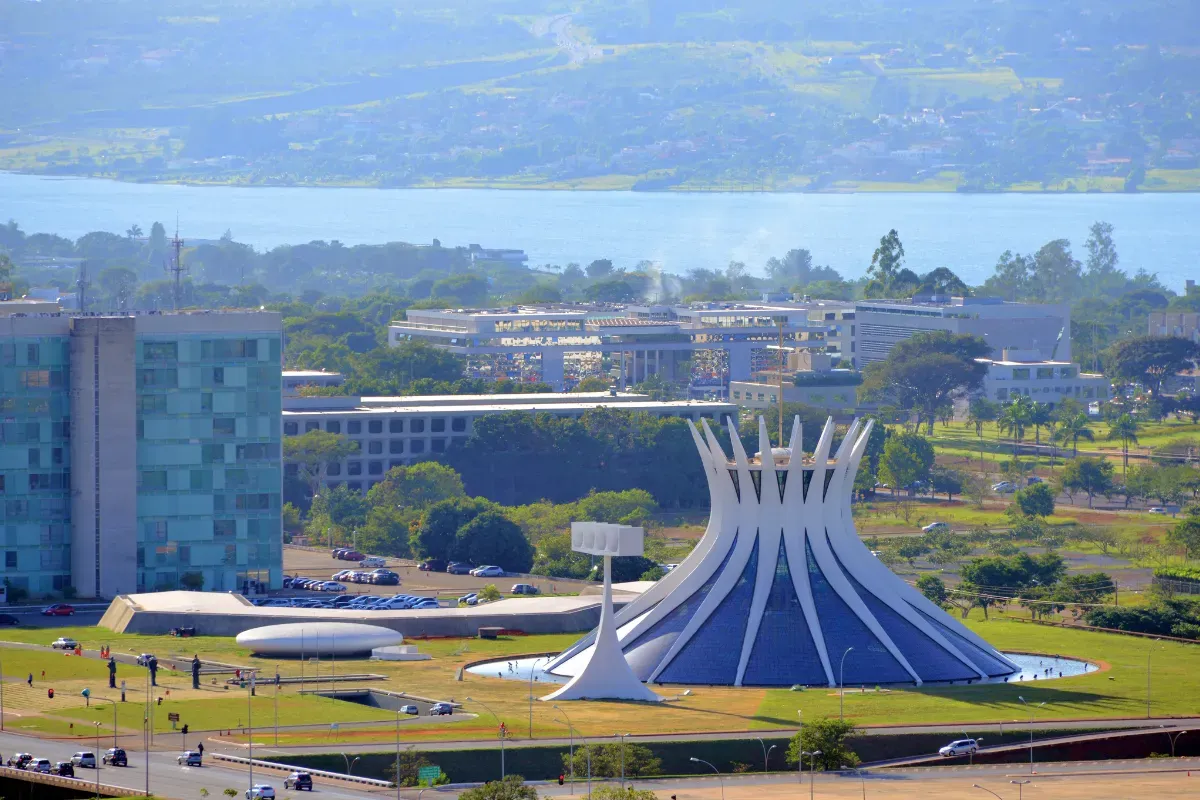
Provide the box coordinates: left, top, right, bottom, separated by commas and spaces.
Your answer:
3, 172, 1197, 287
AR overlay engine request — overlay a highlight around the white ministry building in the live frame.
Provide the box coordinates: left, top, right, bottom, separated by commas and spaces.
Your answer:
546, 416, 1018, 687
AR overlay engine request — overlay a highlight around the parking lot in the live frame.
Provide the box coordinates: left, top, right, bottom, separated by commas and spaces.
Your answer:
281, 547, 588, 601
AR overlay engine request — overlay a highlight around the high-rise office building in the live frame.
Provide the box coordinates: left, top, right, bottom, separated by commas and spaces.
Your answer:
1, 306, 283, 598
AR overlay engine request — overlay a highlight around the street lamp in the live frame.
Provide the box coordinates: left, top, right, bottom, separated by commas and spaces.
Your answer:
618, 733, 631, 788
1010, 779, 1031, 800
94, 721, 102, 800
1147, 643, 1164, 718
689, 757, 724, 800
92, 696, 118, 748
395, 710, 403, 800
842, 766, 866, 800
1017, 696, 1047, 774
754, 738, 776, 772
466, 697, 505, 778
1166, 728, 1189, 758
839, 647, 855, 722
340, 753, 360, 775
972, 784, 1003, 800
553, 705, 576, 793
802, 750, 823, 800
796, 710, 804, 785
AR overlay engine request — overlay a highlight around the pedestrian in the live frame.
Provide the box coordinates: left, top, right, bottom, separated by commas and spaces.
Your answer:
149, 656, 159, 687
108, 656, 117, 689
27, 673, 33, 687
197, 742, 204, 757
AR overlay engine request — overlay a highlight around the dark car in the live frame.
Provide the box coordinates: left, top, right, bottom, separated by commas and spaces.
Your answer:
103, 748, 127, 767
370, 570, 400, 586
0, 613, 19, 626
419, 559, 446, 572
341, 551, 365, 561
446, 562, 473, 575
283, 772, 313, 791
53, 761, 75, 777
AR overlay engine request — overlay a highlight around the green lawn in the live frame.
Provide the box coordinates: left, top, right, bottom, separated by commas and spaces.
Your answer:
757, 613, 1199, 727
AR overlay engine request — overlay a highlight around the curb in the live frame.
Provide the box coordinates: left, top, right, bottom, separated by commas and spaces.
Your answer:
212, 752, 395, 788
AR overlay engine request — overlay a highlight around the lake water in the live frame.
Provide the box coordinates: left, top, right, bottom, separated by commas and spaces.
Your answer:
3, 172, 1198, 286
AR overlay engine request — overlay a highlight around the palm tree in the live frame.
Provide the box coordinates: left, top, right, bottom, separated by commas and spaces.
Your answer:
966, 397, 999, 468
998, 396, 1033, 455
1029, 402, 1053, 449
1106, 413, 1140, 481
1052, 410, 1095, 457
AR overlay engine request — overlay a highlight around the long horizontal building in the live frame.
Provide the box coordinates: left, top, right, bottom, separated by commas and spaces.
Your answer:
283, 391, 736, 495
1, 302, 283, 598
387, 303, 836, 394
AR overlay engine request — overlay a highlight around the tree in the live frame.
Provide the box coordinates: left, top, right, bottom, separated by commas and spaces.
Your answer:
126, 223, 143, 239
1084, 221, 1125, 297
998, 396, 1034, 455
1106, 413, 1140, 480
458, 776, 537, 800
587, 788, 657, 800
573, 376, 611, 392
966, 398, 999, 467
1052, 409, 1094, 456
930, 467, 964, 501
454, 510, 533, 572
864, 229, 905, 298
586, 258, 614, 279
1105, 336, 1200, 398
1029, 402, 1053, 448
563, 743, 662, 779
916, 574, 949, 607
1014, 482, 1055, 518
878, 433, 935, 493
365, 462, 465, 512
387, 750, 442, 787
411, 496, 493, 562
476, 584, 502, 602
179, 571, 204, 591
1029, 239, 1081, 303
1166, 518, 1200, 558
785, 717, 859, 771
859, 331, 991, 433
1058, 457, 1115, 508
283, 430, 359, 502
431, 273, 489, 305
97, 266, 138, 310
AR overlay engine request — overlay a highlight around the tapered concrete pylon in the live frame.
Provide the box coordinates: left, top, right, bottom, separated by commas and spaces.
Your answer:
543, 524, 661, 703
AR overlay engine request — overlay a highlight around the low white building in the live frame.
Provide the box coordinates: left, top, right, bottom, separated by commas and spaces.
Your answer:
977, 349, 1109, 408
283, 370, 345, 396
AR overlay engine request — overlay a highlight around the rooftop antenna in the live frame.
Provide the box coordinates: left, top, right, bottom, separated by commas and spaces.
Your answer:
76, 261, 90, 313
165, 220, 187, 310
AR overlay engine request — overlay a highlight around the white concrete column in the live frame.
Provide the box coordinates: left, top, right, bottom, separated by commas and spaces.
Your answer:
540, 349, 565, 390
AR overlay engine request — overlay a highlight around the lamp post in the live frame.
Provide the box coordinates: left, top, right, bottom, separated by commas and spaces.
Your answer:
689, 757, 723, 800
839, 647, 855, 722
528, 659, 537, 738
340, 753, 360, 775
247, 671, 254, 798
972, 784, 1003, 800
1017, 696, 1046, 774
395, 710, 403, 800
619, 733, 631, 788
802, 750, 822, 800
754, 738, 776, 772
274, 665, 280, 747
796, 710, 804, 785
1167, 729, 1188, 758
842, 766, 866, 800
93, 697, 118, 747
1010, 779, 1030, 800
94, 721, 102, 800
143, 669, 150, 798
0, 649, 5, 730
553, 705, 576, 793
466, 697, 505, 778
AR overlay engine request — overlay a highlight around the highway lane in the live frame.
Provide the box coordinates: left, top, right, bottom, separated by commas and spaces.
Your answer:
0, 729, 383, 799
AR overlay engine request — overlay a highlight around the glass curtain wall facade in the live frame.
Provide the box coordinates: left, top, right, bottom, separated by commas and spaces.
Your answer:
0, 335, 72, 596
136, 332, 283, 593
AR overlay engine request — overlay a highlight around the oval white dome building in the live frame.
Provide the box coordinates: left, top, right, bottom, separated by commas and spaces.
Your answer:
236, 622, 403, 656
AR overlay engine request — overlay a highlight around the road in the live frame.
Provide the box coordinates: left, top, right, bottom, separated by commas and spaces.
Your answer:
0, 728, 383, 799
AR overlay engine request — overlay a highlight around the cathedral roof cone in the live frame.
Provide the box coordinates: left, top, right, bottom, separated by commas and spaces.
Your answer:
544, 415, 1019, 688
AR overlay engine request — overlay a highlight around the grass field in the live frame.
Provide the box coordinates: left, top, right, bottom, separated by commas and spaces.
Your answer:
7, 609, 1195, 746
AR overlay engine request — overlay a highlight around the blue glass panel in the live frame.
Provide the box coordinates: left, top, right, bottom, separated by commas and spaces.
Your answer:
805, 537, 913, 685
623, 533, 739, 680
908, 605, 1015, 677
743, 539, 827, 686
828, 540, 975, 682
657, 537, 760, 685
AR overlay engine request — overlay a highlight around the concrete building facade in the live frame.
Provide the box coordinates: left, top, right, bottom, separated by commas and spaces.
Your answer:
976, 349, 1110, 408
0, 307, 283, 598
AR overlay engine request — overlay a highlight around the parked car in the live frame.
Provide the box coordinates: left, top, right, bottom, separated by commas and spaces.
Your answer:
370, 570, 400, 586
420, 559, 446, 572
71, 752, 97, 769
135, 653, 156, 666
511, 584, 539, 595
410, 599, 440, 610
51, 637, 79, 650
103, 748, 128, 767
283, 772, 313, 791
921, 522, 950, 534
429, 702, 454, 716
177, 751, 203, 766
938, 739, 979, 757
52, 761, 75, 777
1148, 507, 1168, 515
0, 613, 19, 626
471, 565, 504, 578
459, 593, 478, 606
360, 556, 386, 568
332, 569, 355, 580
7, 754, 33, 769
341, 551, 365, 562
446, 562, 473, 575
246, 785, 277, 799
400, 704, 419, 715
318, 581, 347, 593
42, 603, 75, 617
332, 548, 351, 559
28, 758, 53, 773
991, 481, 1017, 494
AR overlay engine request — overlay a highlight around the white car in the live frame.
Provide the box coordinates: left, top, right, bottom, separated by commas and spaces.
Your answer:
51, 637, 79, 650
246, 785, 276, 799
991, 482, 1017, 494
71, 751, 97, 768
922, 522, 950, 533
471, 565, 504, 578
360, 557, 386, 568
1148, 507, 1167, 515
938, 739, 979, 757
318, 581, 346, 592
29, 758, 53, 773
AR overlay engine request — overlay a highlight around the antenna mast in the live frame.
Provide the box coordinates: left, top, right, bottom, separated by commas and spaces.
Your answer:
76, 261, 90, 313
166, 223, 187, 310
